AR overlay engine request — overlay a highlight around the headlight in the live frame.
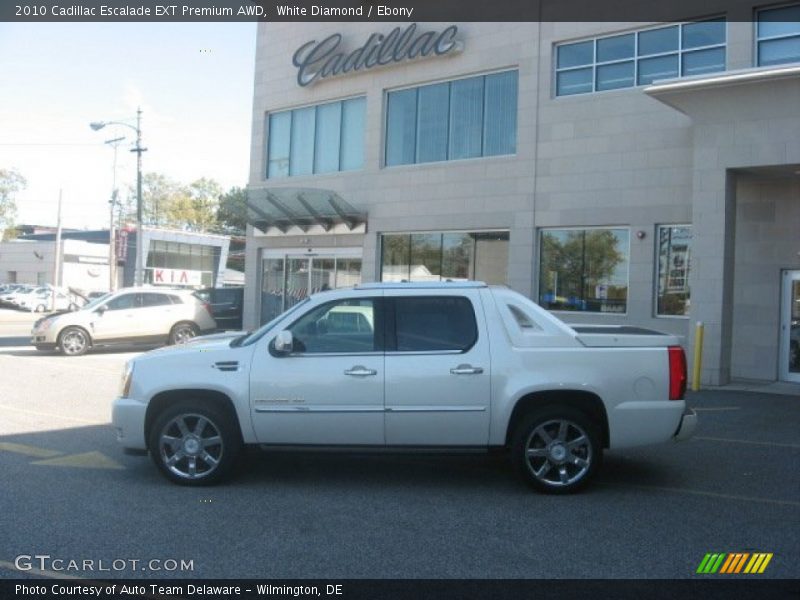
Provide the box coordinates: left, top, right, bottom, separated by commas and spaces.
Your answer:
119, 361, 135, 398
34, 319, 53, 333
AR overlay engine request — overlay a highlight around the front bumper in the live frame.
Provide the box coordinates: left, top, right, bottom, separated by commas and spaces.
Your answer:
111, 397, 148, 451
673, 407, 698, 442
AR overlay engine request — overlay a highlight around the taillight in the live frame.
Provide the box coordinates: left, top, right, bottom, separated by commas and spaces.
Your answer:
668, 345, 687, 400
202, 301, 213, 318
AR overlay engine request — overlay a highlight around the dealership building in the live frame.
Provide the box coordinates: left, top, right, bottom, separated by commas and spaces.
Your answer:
244, 4, 800, 385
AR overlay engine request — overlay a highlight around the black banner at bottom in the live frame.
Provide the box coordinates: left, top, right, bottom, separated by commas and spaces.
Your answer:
2, 579, 798, 600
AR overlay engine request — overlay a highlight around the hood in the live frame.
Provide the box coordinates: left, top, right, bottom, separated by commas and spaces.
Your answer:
136, 335, 242, 361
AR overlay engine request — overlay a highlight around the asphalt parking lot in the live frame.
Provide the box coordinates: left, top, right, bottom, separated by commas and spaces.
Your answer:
0, 308, 798, 580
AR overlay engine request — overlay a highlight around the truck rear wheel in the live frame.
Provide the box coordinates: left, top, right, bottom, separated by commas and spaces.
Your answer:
148, 400, 241, 486
511, 406, 601, 494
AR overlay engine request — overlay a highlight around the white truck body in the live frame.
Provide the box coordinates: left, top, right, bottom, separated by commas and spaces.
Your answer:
112, 282, 696, 492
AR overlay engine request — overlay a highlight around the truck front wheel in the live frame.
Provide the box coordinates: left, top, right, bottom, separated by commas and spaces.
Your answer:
148, 401, 241, 486
511, 406, 601, 494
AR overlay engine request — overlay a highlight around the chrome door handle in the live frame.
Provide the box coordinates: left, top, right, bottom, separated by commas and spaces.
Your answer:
450, 364, 484, 375
344, 366, 377, 377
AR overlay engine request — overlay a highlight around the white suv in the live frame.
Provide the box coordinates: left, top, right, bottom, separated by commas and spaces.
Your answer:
32, 287, 216, 356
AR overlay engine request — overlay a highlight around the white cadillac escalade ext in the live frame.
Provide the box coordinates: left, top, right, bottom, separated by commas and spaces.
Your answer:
112, 282, 696, 494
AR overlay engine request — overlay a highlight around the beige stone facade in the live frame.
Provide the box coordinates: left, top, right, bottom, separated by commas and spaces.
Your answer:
245, 14, 800, 385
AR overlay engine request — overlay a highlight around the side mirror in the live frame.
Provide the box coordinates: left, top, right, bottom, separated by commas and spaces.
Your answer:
273, 330, 294, 355
95, 305, 107, 315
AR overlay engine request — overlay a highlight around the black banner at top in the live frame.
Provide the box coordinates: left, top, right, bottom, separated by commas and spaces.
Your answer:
2, 0, 758, 23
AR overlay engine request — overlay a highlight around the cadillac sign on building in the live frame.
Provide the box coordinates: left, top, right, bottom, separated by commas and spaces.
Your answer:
292, 23, 463, 86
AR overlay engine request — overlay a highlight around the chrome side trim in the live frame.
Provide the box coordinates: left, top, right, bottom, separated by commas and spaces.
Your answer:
254, 405, 385, 414
385, 406, 487, 413
254, 405, 486, 414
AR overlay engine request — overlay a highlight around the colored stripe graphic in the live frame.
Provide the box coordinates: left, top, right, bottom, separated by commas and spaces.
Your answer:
699, 552, 774, 575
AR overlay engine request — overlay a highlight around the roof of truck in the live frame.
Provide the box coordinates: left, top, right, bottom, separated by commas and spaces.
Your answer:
355, 281, 488, 290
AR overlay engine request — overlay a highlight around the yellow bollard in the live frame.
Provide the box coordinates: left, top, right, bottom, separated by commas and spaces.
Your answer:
692, 321, 704, 391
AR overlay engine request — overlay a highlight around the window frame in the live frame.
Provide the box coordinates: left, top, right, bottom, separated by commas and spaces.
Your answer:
384, 295, 479, 354
553, 18, 727, 98
654, 223, 693, 319
754, 2, 800, 67
265, 95, 366, 180
383, 68, 519, 167
537, 226, 631, 316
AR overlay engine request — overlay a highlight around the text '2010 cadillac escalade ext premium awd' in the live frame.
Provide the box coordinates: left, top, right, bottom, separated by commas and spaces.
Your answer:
112, 282, 696, 494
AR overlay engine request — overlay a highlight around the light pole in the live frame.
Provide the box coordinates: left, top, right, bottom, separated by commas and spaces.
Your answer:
90, 107, 147, 286
104, 136, 125, 291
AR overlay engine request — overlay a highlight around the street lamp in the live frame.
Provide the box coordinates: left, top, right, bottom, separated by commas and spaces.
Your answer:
103, 136, 125, 292
90, 107, 147, 286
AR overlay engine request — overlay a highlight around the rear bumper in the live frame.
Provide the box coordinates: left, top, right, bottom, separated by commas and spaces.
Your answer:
673, 407, 697, 442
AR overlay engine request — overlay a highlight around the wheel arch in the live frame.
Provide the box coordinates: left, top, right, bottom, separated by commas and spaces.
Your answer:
145, 389, 244, 446
505, 390, 610, 448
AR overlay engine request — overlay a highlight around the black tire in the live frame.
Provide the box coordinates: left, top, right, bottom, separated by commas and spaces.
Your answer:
58, 326, 91, 356
169, 322, 199, 345
148, 400, 242, 486
511, 406, 602, 494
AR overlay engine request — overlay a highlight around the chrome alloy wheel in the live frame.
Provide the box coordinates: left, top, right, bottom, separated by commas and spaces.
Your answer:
172, 324, 196, 345
158, 414, 224, 480
524, 418, 593, 488
61, 329, 88, 355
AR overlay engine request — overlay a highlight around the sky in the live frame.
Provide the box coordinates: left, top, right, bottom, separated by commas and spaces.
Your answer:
0, 22, 256, 229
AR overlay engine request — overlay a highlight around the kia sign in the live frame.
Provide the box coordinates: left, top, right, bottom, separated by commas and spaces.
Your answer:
293, 24, 462, 87
151, 268, 203, 286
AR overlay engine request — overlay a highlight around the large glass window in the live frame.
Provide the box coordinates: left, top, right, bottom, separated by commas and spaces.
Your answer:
656, 225, 692, 317
380, 231, 509, 284
757, 4, 800, 66
538, 228, 630, 313
267, 97, 365, 178
555, 19, 726, 96
385, 71, 518, 166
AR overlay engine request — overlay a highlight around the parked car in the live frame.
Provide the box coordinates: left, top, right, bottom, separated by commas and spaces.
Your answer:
112, 281, 695, 493
31, 287, 216, 356
194, 287, 243, 331
0, 284, 35, 306
15, 288, 81, 312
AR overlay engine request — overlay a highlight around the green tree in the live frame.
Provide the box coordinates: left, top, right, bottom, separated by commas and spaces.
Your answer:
216, 186, 248, 234
186, 178, 222, 232
0, 168, 25, 239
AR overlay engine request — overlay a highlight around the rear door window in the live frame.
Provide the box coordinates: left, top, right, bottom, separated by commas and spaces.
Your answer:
391, 296, 478, 352
142, 293, 172, 307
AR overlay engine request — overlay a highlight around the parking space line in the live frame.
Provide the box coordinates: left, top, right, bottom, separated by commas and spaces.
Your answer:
0, 441, 62, 458
0, 560, 84, 580
598, 482, 800, 507
0, 403, 102, 424
695, 436, 800, 449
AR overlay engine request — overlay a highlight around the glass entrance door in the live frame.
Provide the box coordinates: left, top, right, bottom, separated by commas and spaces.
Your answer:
260, 253, 362, 324
779, 270, 800, 383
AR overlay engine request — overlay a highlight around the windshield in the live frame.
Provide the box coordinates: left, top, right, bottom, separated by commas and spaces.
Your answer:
82, 293, 112, 311
235, 298, 311, 347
